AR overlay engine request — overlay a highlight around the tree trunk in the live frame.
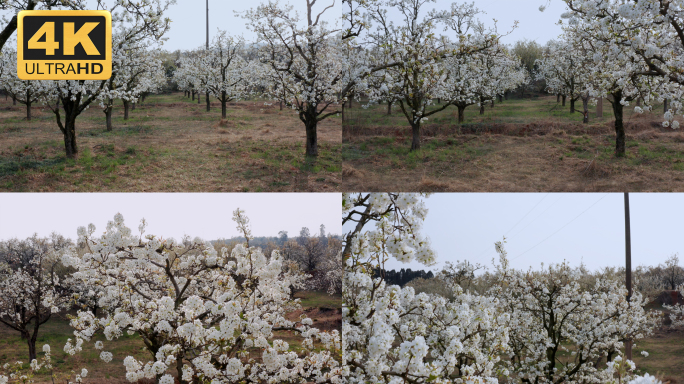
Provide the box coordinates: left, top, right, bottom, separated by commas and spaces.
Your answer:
664, 99, 669, 113
305, 119, 318, 157
105, 106, 113, 131
410, 122, 421, 151
221, 92, 227, 118
12, 95, 16, 105
64, 117, 78, 158
480, 103, 485, 115
491, 99, 495, 108
27, 333, 37, 362
582, 97, 589, 124
56, 105, 79, 159
612, 91, 625, 157
562, 95, 566, 107
26, 101, 31, 121
570, 98, 576, 113
304, 104, 319, 157
387, 101, 392, 115
498, 94, 503, 103
192, 91, 195, 101
280, 101, 283, 111
198, 92, 201, 104
206, 90, 211, 112
458, 105, 465, 123
557, 94, 561, 103
123, 101, 130, 120
132, 102, 136, 110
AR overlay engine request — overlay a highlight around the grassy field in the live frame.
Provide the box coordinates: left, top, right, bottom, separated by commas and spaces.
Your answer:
0, 93, 342, 192
0, 291, 342, 383
535, 315, 684, 383
631, 324, 684, 383
342, 96, 684, 192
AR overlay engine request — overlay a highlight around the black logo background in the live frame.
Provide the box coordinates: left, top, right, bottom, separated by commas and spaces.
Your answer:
22, 15, 106, 60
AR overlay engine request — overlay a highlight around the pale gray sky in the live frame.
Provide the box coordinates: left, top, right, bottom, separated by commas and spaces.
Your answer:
162, 0, 563, 51
0, 193, 340, 241
162, 0, 341, 51
346, 193, 684, 273
1, 1, 564, 51
436, 0, 565, 45
0, 0, 341, 51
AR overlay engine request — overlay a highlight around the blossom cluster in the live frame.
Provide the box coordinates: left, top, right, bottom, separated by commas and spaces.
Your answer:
60, 210, 341, 384
550, 0, 684, 126
343, 193, 660, 384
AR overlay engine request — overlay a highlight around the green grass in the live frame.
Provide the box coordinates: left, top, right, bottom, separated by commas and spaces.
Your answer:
0, 143, 155, 190
0, 314, 149, 382
81, 125, 155, 137
294, 290, 342, 308
343, 95, 679, 137
344, 95, 628, 127
343, 136, 493, 171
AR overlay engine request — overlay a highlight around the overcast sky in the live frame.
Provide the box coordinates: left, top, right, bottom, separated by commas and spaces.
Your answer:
0, 1, 564, 51
160, 0, 341, 51
161, 0, 564, 51
345, 193, 684, 273
0, 193, 340, 241
365, 0, 566, 47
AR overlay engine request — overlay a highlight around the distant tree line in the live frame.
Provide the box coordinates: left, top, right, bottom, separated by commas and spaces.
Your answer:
215, 225, 340, 249
373, 268, 434, 287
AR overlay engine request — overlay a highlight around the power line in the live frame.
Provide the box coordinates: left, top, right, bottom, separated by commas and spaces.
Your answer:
504, 193, 549, 235
510, 194, 609, 262
507, 194, 564, 239
472, 193, 551, 260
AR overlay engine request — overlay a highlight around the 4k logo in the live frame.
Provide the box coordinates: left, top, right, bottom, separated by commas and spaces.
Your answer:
17, 10, 111, 80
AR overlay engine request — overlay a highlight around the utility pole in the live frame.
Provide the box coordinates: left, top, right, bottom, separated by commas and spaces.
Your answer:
624, 192, 632, 360
205, 0, 210, 108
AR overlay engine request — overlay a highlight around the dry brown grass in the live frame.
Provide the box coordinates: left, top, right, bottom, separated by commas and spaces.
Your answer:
580, 154, 611, 180
417, 176, 452, 192
342, 164, 365, 178
342, 95, 684, 191
213, 118, 234, 128
632, 324, 684, 382
0, 93, 342, 192
343, 117, 684, 192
